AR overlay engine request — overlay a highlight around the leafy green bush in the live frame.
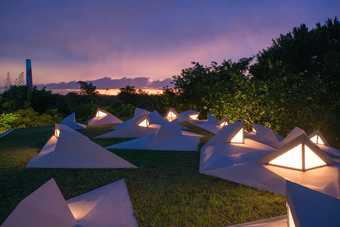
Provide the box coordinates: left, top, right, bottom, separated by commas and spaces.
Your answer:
0, 108, 60, 132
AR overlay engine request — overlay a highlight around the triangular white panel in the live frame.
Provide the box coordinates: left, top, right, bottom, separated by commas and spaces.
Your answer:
269, 144, 303, 170
207, 121, 244, 145
27, 124, 136, 169
247, 124, 281, 148
1, 179, 76, 227
61, 113, 86, 130
67, 179, 138, 227
310, 135, 325, 145
166, 110, 178, 122
88, 110, 122, 126
280, 127, 306, 147
230, 128, 244, 143
305, 145, 327, 170
138, 118, 149, 127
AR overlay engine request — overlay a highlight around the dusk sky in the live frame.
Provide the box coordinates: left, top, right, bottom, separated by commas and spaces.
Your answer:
0, 0, 339, 84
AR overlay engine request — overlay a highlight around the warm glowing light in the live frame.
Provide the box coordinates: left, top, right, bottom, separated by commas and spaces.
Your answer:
54, 128, 61, 138
269, 144, 303, 170
252, 127, 256, 133
219, 121, 228, 128
138, 118, 150, 127
287, 203, 296, 227
268, 143, 326, 170
305, 145, 326, 170
230, 128, 244, 143
68, 202, 97, 221
96, 110, 107, 118
310, 135, 325, 145
189, 114, 199, 120
166, 111, 177, 122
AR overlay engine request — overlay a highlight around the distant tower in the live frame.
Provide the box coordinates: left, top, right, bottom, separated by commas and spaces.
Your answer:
26, 59, 33, 88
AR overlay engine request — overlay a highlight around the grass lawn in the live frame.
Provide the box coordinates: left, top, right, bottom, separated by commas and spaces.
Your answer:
0, 126, 286, 227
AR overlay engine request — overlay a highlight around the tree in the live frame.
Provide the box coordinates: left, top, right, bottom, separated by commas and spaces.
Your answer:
250, 17, 340, 135
78, 81, 97, 96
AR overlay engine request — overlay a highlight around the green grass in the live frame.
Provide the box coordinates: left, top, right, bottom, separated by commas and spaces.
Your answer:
0, 126, 286, 226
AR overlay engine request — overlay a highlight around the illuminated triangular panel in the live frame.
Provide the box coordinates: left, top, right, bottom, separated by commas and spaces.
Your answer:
96, 110, 107, 118
166, 111, 177, 122
304, 145, 327, 170
54, 128, 61, 138
138, 118, 150, 128
230, 128, 244, 143
287, 203, 296, 227
219, 121, 228, 128
269, 144, 303, 170
310, 134, 325, 145
189, 114, 199, 120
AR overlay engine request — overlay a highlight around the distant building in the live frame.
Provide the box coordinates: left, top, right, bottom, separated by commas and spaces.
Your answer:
26, 59, 33, 88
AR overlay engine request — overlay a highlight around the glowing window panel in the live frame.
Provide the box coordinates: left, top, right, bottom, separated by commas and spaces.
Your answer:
305, 145, 326, 170
269, 144, 303, 170
219, 121, 228, 128
166, 111, 177, 122
230, 128, 244, 143
252, 127, 257, 133
54, 128, 61, 138
287, 203, 296, 227
189, 114, 199, 120
310, 135, 325, 145
138, 118, 150, 127
96, 111, 107, 118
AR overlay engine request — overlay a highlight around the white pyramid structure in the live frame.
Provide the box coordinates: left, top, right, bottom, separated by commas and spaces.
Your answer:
165, 108, 179, 122
95, 114, 159, 138
1, 179, 138, 227
67, 179, 138, 227
205, 120, 244, 145
60, 112, 86, 130
286, 181, 340, 227
133, 107, 149, 117
88, 109, 122, 126
261, 133, 332, 171
279, 127, 306, 147
148, 111, 167, 125
107, 122, 200, 151
1, 179, 76, 227
27, 124, 136, 169
307, 131, 340, 160
192, 115, 228, 134
309, 131, 328, 146
246, 124, 281, 148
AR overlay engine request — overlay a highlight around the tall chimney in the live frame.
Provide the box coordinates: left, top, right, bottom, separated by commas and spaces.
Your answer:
26, 59, 33, 88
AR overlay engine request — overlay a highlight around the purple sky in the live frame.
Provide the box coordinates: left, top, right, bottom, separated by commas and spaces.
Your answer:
0, 0, 339, 84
